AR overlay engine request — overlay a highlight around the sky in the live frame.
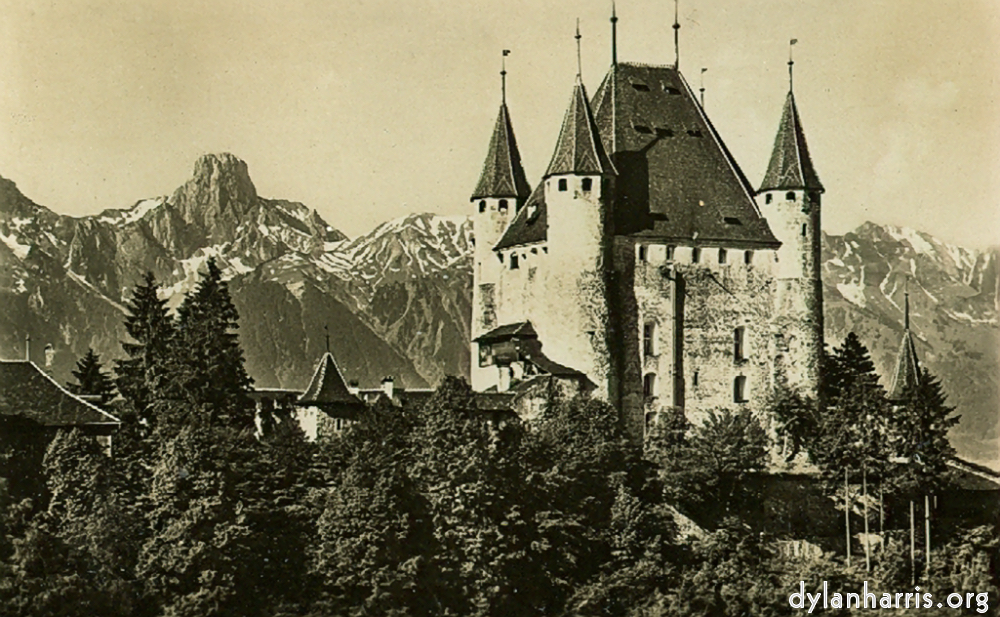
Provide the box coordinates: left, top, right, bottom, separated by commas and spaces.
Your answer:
0, 0, 997, 248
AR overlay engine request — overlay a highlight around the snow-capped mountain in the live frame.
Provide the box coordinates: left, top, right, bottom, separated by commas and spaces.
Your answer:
0, 154, 994, 466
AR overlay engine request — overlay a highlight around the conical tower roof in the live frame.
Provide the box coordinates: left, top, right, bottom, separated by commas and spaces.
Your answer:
471, 103, 532, 201
544, 78, 615, 178
759, 91, 824, 193
888, 296, 921, 401
298, 352, 362, 406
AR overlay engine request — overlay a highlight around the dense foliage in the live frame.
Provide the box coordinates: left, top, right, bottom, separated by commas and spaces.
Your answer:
1, 268, 995, 617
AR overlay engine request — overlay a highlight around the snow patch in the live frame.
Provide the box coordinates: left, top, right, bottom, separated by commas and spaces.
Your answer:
0, 231, 31, 260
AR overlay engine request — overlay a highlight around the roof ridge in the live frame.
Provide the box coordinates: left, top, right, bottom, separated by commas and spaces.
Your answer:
32, 361, 121, 423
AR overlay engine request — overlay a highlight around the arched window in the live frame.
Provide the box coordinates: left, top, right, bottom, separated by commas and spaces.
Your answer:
718, 248, 727, 264
643, 373, 657, 398
733, 326, 746, 361
582, 177, 593, 191
744, 250, 753, 264
691, 247, 701, 263
498, 199, 508, 213
786, 191, 796, 201
643, 322, 656, 357
479, 200, 487, 213
558, 178, 568, 192
734, 376, 748, 403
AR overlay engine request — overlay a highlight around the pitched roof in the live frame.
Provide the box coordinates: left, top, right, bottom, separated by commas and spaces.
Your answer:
545, 78, 615, 178
0, 361, 120, 427
888, 329, 921, 402
298, 353, 364, 407
759, 91, 824, 193
471, 103, 532, 201
590, 63, 779, 247
473, 321, 538, 344
494, 182, 547, 250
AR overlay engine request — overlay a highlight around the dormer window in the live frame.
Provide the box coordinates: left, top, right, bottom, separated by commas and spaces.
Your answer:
498, 199, 508, 213
558, 178, 568, 192
479, 200, 487, 212
526, 204, 539, 221
666, 245, 675, 260
582, 178, 593, 191
633, 124, 653, 134
786, 191, 796, 201
663, 85, 681, 95
631, 82, 651, 92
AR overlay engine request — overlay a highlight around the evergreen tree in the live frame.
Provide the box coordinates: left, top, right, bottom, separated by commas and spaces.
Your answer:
115, 272, 174, 426
890, 368, 959, 496
67, 348, 115, 405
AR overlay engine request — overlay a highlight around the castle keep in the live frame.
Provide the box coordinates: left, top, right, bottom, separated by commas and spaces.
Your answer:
470, 21, 825, 440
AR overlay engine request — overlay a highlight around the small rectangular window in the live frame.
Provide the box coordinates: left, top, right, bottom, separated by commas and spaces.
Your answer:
643, 323, 656, 357
734, 376, 747, 403
734, 326, 746, 361
558, 178, 568, 192
765, 193, 773, 204
631, 82, 651, 91
666, 245, 675, 260
582, 178, 593, 191
718, 248, 727, 264
691, 248, 701, 263
638, 245, 647, 262
479, 200, 487, 212
723, 217, 741, 225
744, 250, 753, 265
510, 254, 519, 269
643, 373, 656, 397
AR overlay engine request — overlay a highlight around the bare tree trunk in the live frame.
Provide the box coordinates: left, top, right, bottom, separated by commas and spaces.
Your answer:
863, 467, 871, 571
910, 499, 916, 585
845, 468, 851, 567
925, 493, 932, 581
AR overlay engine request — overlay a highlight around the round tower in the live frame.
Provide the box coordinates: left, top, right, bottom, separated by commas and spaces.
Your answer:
757, 86, 824, 397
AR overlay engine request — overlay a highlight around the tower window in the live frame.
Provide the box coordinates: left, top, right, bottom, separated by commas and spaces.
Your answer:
786, 191, 796, 201
581, 177, 593, 191
723, 217, 742, 225
643, 322, 656, 357
498, 199, 508, 213
692, 370, 699, 387
643, 373, 657, 398
734, 326, 746, 361
744, 250, 753, 265
510, 254, 519, 270
479, 200, 486, 213
558, 178, 568, 192
666, 245, 675, 260
734, 376, 748, 403
718, 248, 727, 264
765, 193, 773, 204
801, 223, 807, 237
691, 248, 701, 263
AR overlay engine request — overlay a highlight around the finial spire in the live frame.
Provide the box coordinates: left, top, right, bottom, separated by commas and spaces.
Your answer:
788, 38, 798, 92
575, 19, 583, 79
699, 67, 707, 108
501, 49, 510, 104
904, 277, 910, 331
324, 324, 330, 353
673, 0, 680, 69
610, 1, 618, 66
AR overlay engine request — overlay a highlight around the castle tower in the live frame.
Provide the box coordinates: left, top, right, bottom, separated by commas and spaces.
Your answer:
757, 81, 824, 397
538, 75, 616, 397
888, 292, 921, 401
470, 96, 531, 390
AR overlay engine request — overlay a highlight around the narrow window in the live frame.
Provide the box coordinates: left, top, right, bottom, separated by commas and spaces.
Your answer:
582, 177, 593, 191
718, 248, 727, 264
734, 376, 747, 403
692, 370, 699, 387
765, 193, 773, 204
786, 191, 796, 201
497, 253, 504, 264
643, 323, 656, 357
691, 247, 701, 263
666, 245, 675, 260
734, 326, 746, 361
510, 254, 519, 270
744, 250, 753, 264
479, 200, 487, 213
801, 223, 807, 237
638, 245, 647, 262
498, 199, 508, 213
558, 178, 568, 192
643, 373, 657, 397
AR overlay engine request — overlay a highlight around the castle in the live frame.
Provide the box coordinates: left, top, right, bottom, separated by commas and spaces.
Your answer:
469, 18, 825, 440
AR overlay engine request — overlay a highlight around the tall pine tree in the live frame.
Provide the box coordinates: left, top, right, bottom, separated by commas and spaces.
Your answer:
67, 348, 115, 405
115, 272, 174, 425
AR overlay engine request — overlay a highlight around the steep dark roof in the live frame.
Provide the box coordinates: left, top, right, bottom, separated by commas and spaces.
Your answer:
472, 103, 532, 201
888, 329, 921, 402
545, 78, 615, 178
494, 182, 547, 250
298, 353, 364, 407
759, 91, 824, 193
0, 361, 120, 427
590, 63, 779, 247
473, 321, 538, 344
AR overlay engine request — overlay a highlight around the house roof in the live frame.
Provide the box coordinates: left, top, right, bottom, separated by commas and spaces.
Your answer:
494, 182, 547, 251
544, 77, 615, 178
0, 360, 120, 427
298, 352, 365, 408
473, 321, 538, 344
590, 63, 779, 247
472, 103, 532, 201
759, 91, 824, 193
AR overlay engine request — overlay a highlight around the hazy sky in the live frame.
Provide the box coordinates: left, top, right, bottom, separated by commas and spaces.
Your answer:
0, 0, 997, 247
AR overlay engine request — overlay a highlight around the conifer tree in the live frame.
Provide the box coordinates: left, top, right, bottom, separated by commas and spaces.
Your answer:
115, 271, 174, 425
67, 348, 115, 405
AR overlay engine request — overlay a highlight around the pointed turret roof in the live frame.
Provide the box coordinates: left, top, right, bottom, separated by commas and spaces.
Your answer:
545, 78, 615, 178
471, 103, 532, 201
298, 352, 363, 407
888, 295, 921, 401
759, 91, 824, 193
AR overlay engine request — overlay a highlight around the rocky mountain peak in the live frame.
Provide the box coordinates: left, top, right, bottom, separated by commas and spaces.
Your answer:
170, 153, 258, 231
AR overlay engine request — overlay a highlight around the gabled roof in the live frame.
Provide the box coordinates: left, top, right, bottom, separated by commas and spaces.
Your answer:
474, 321, 538, 344
0, 361, 120, 427
298, 353, 364, 407
888, 330, 921, 402
472, 103, 532, 201
590, 63, 779, 247
545, 77, 615, 178
494, 182, 547, 250
759, 91, 824, 193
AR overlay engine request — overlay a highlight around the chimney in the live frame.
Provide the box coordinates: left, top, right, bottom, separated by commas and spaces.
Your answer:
381, 376, 394, 400
498, 366, 511, 393
44, 344, 55, 370
25, 334, 30, 361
